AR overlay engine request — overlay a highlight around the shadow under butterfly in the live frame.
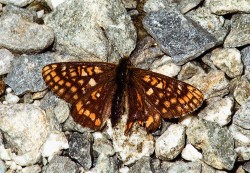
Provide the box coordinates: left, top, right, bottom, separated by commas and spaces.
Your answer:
42, 57, 204, 135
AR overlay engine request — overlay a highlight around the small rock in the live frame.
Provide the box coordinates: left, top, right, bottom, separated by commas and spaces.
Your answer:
4, 93, 20, 104
0, 104, 49, 166
93, 132, 115, 156
178, 0, 203, 13
143, 0, 170, 13
229, 124, 250, 148
187, 119, 237, 170
205, 0, 250, 15
181, 144, 202, 161
185, 70, 229, 99
177, 62, 205, 80
235, 147, 250, 161
44, 0, 136, 61
122, 0, 137, 9
198, 97, 234, 126
167, 161, 201, 173
44, 155, 78, 173
0, 48, 14, 75
201, 162, 217, 173
0, 14, 54, 54
151, 55, 181, 77
0, 145, 11, 161
241, 46, 250, 80
243, 161, 250, 172
45, 0, 65, 9
143, 7, 217, 65
68, 132, 93, 170
42, 131, 69, 161
128, 157, 152, 173
32, 90, 47, 100
236, 165, 245, 173
155, 124, 185, 160
90, 154, 118, 173
210, 48, 243, 78
233, 99, 250, 130
21, 165, 41, 173
0, 0, 34, 7
0, 159, 6, 173
224, 14, 250, 47
54, 99, 69, 124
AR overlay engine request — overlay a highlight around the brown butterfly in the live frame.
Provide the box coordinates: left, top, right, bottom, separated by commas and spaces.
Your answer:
42, 57, 203, 134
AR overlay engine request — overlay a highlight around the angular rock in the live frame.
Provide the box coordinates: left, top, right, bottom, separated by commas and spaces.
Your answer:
93, 132, 115, 156
205, 0, 250, 15
198, 97, 234, 126
68, 132, 93, 170
241, 46, 250, 80
177, 62, 205, 81
181, 144, 202, 161
0, 160, 6, 173
224, 14, 250, 48
5, 93, 20, 104
53, 99, 70, 124
21, 165, 41, 173
128, 157, 152, 173
44, 156, 78, 173
0, 14, 54, 54
229, 124, 250, 148
0, 104, 49, 166
44, 0, 136, 61
178, 0, 203, 13
143, 7, 217, 65
90, 154, 118, 173
235, 147, 250, 161
0, 48, 14, 75
167, 161, 201, 173
243, 161, 250, 173
185, 70, 229, 99
155, 124, 185, 160
187, 119, 237, 170
233, 99, 250, 130
143, 0, 170, 13
0, 0, 34, 7
210, 48, 243, 78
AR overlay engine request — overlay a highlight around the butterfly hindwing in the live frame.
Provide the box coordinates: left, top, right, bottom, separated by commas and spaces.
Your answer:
42, 62, 117, 129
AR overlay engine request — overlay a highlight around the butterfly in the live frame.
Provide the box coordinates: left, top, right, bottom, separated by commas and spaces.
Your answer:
42, 57, 203, 134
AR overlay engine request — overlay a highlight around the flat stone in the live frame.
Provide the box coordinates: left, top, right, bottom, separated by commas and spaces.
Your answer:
21, 165, 41, 173
205, 0, 250, 15
187, 119, 237, 170
155, 124, 185, 160
0, 0, 34, 7
167, 161, 201, 173
0, 104, 49, 166
233, 99, 250, 130
177, 62, 205, 80
224, 14, 250, 48
210, 48, 243, 78
0, 14, 54, 54
185, 70, 229, 99
44, 0, 136, 61
68, 132, 93, 170
143, 7, 217, 65
128, 157, 152, 173
0, 48, 14, 75
44, 155, 78, 173
198, 97, 234, 126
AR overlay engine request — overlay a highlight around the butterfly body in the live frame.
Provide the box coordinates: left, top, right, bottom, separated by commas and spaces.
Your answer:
42, 57, 204, 134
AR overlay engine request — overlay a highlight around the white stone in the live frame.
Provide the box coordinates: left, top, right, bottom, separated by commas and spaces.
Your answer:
0, 49, 14, 75
42, 131, 69, 161
151, 55, 181, 77
21, 165, 41, 173
155, 124, 186, 160
235, 147, 250, 161
5, 93, 20, 104
210, 48, 243, 78
45, 0, 65, 9
6, 87, 12, 93
179, 114, 196, 127
181, 144, 202, 161
144, 0, 169, 13
0, 145, 11, 161
119, 166, 129, 173
0, 0, 34, 7
198, 97, 234, 126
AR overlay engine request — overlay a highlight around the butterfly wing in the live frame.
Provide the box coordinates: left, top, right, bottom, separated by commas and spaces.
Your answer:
42, 62, 117, 130
127, 67, 204, 132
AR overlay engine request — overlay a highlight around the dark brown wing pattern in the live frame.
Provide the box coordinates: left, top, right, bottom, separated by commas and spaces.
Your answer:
127, 67, 204, 132
42, 62, 117, 130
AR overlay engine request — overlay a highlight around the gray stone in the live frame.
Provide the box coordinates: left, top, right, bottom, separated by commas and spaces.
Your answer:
0, 104, 49, 166
186, 119, 237, 170
229, 124, 250, 148
143, 7, 217, 65
224, 14, 250, 48
90, 154, 118, 173
167, 161, 201, 173
155, 124, 185, 160
93, 132, 115, 156
241, 44, 250, 81
122, 0, 137, 9
179, 0, 203, 13
63, 114, 92, 133
236, 165, 246, 173
243, 161, 250, 172
187, 7, 229, 44
233, 99, 250, 130
0, 48, 14, 75
128, 157, 152, 173
177, 62, 205, 80
54, 99, 70, 124
0, 14, 54, 54
68, 132, 93, 170
21, 165, 41, 173
205, 0, 250, 15
44, 0, 136, 62
210, 48, 243, 78
198, 97, 234, 126
235, 147, 250, 161
185, 70, 229, 99
4, 53, 57, 95
143, 0, 171, 13
201, 162, 216, 173
0, 0, 34, 7
44, 155, 78, 173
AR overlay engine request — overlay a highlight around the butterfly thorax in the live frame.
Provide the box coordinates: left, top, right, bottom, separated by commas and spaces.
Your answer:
110, 57, 131, 127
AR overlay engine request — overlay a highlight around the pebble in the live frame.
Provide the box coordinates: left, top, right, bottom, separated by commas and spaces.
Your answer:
233, 99, 250, 130
93, 132, 115, 156
210, 48, 243, 78
4, 93, 20, 104
128, 157, 152, 173
21, 165, 41, 173
181, 144, 202, 161
167, 161, 201, 173
177, 62, 205, 80
89, 154, 118, 173
46, 0, 65, 9
0, 48, 14, 75
0, 160, 6, 173
241, 46, 250, 80
53, 99, 69, 124
143, 0, 170, 13
229, 124, 250, 148
143, 7, 217, 65
155, 124, 185, 160
243, 161, 250, 172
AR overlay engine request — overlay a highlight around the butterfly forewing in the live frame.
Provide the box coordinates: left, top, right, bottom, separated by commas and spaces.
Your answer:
42, 62, 117, 129
128, 67, 203, 131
